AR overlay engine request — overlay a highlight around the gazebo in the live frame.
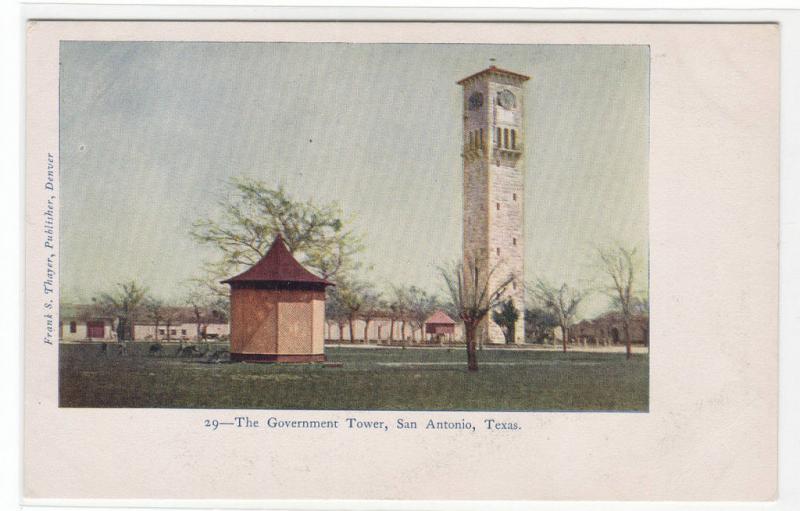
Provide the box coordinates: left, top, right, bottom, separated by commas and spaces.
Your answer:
222, 234, 333, 362
425, 309, 456, 344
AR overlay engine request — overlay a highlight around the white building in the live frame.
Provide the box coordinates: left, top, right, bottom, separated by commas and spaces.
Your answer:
59, 304, 229, 342
59, 304, 115, 341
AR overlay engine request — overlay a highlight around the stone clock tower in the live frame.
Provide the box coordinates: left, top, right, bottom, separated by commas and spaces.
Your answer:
458, 65, 529, 344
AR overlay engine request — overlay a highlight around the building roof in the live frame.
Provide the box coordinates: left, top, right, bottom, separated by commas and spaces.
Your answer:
221, 234, 334, 287
456, 65, 530, 85
60, 303, 229, 324
425, 309, 456, 325
60, 303, 115, 321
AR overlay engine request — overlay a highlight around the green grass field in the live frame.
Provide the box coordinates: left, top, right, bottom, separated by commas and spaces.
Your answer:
59, 343, 648, 411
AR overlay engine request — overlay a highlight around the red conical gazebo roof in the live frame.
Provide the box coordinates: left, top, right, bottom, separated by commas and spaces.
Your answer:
221, 234, 333, 287
425, 309, 456, 325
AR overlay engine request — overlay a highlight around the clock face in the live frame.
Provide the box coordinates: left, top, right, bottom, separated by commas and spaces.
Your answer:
468, 92, 483, 111
498, 89, 516, 109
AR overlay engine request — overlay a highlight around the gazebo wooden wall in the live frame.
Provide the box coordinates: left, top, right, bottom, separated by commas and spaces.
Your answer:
223, 234, 332, 363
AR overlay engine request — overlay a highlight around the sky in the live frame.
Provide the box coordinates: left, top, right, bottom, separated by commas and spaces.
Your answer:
59, 42, 649, 318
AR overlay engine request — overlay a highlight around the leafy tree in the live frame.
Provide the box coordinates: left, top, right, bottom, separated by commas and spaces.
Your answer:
598, 246, 643, 359
492, 299, 520, 344
439, 257, 514, 371
191, 177, 363, 296
530, 280, 585, 353
94, 281, 148, 341
524, 306, 559, 343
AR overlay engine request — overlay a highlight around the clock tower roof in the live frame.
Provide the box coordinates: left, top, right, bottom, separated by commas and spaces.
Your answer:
456, 65, 530, 85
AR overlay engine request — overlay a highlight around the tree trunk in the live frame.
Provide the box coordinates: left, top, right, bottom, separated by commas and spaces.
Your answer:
117, 317, 126, 342
624, 320, 632, 360
348, 317, 355, 343
389, 318, 395, 342
465, 322, 478, 371
154, 320, 159, 341
363, 319, 370, 344
562, 323, 568, 353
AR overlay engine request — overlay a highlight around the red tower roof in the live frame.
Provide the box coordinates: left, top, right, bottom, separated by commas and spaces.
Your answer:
222, 234, 333, 287
425, 309, 456, 325
456, 65, 530, 85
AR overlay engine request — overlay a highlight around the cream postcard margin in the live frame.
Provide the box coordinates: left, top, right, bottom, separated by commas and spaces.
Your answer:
24, 21, 779, 502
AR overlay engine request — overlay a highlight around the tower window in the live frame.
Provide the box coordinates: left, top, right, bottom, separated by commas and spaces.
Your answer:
511, 130, 516, 149
513, 193, 517, 201
496, 203, 500, 211
496, 247, 501, 256
468, 131, 473, 148
504, 128, 509, 149
513, 238, 517, 246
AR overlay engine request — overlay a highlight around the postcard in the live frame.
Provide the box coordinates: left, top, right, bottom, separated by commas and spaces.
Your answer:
24, 21, 778, 503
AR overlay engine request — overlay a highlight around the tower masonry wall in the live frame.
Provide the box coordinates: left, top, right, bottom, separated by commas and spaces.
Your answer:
461, 70, 527, 344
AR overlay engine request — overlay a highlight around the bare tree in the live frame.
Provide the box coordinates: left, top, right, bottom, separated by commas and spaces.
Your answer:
388, 286, 410, 345
185, 288, 211, 343
598, 246, 642, 359
530, 280, 585, 353
439, 257, 514, 371
405, 286, 439, 344
334, 279, 369, 343
325, 287, 349, 342
162, 307, 179, 344
359, 289, 383, 344
143, 297, 165, 341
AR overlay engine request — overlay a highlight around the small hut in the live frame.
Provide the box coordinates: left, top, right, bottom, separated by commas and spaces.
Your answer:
425, 310, 456, 344
222, 234, 333, 362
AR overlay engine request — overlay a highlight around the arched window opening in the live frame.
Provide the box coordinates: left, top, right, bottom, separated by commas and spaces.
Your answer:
503, 128, 509, 149
511, 129, 517, 149
496, 127, 502, 147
